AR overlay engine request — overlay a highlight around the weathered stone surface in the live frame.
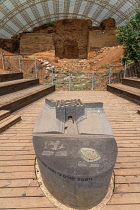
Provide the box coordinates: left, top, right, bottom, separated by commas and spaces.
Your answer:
89, 28, 118, 51
53, 19, 92, 59
0, 38, 19, 53
33, 99, 117, 209
100, 17, 116, 29
20, 33, 54, 54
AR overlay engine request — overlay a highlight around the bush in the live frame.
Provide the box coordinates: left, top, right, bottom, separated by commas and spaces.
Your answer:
117, 6, 140, 62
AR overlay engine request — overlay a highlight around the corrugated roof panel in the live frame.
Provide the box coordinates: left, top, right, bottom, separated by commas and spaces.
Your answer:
109, 0, 118, 5
120, 2, 132, 12
48, 1, 54, 14
16, 13, 28, 25
36, 3, 45, 17
0, 0, 138, 38
79, 1, 87, 15
0, 29, 12, 38
6, 20, 19, 32
69, 0, 76, 13
88, 4, 99, 17
25, 7, 36, 21
0, 12, 4, 19
59, 0, 64, 13
96, 8, 109, 22
3, 0, 14, 10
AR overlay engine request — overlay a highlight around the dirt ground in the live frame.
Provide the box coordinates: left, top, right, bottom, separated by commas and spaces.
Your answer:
30, 46, 124, 73
0, 46, 124, 74
0, 46, 124, 90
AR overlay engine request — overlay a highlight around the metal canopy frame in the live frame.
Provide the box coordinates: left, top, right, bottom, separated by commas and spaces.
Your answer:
0, 0, 139, 38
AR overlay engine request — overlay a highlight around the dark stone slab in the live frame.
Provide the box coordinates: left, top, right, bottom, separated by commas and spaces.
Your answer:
33, 99, 117, 209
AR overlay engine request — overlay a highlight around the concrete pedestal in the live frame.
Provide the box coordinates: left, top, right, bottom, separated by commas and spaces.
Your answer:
33, 99, 117, 209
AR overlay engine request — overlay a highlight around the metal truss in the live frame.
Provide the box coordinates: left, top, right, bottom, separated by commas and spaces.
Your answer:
0, 0, 139, 38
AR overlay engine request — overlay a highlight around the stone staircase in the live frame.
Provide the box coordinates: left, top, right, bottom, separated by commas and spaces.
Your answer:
107, 77, 140, 105
0, 72, 55, 132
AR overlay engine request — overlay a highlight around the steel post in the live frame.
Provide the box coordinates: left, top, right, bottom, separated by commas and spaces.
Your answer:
124, 61, 127, 78
92, 74, 94, 90
108, 68, 112, 84
18, 56, 22, 72
1, 52, 5, 69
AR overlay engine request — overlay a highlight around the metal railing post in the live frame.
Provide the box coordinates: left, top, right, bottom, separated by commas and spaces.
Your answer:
69, 74, 71, 91
108, 67, 112, 84
51, 67, 54, 85
124, 61, 127, 78
34, 60, 38, 78
92, 74, 94, 90
18, 56, 22, 72
1, 52, 5, 69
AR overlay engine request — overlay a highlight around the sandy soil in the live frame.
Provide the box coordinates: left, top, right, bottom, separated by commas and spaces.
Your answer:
0, 46, 124, 89
30, 46, 124, 73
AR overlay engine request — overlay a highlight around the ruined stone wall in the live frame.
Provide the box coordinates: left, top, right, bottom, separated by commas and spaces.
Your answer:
18, 18, 118, 55
89, 29, 118, 51
89, 17, 118, 51
20, 32, 54, 54
0, 38, 19, 53
53, 19, 92, 59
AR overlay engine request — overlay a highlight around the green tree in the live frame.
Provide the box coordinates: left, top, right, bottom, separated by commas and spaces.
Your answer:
117, 6, 140, 62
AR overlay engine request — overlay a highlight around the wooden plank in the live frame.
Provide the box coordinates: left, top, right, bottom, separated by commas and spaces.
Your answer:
0, 146, 34, 151
0, 150, 35, 155
0, 171, 35, 179
0, 179, 39, 188
117, 152, 140, 157
0, 115, 21, 133
109, 193, 140, 204
117, 144, 140, 147
0, 110, 10, 121
15, 208, 58, 210
114, 169, 140, 176
115, 140, 140, 144
115, 162, 140, 168
115, 175, 140, 184
103, 204, 140, 210
114, 184, 140, 193
0, 197, 55, 208
117, 156, 140, 162
0, 165, 34, 172
0, 187, 44, 197
0, 155, 35, 160
118, 148, 140, 152
0, 142, 33, 146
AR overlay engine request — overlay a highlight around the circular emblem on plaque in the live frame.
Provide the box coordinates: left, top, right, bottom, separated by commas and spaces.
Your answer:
79, 148, 100, 162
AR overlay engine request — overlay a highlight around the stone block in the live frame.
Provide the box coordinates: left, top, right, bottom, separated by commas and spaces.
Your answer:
33, 99, 117, 209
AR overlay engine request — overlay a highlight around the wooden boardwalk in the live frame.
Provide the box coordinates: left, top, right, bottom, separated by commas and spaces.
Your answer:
0, 91, 140, 210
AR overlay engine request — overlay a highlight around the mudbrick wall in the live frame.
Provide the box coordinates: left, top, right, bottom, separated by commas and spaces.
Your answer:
89, 17, 118, 51
53, 19, 92, 59
0, 38, 19, 53
0, 18, 118, 56
89, 29, 118, 51
20, 32, 54, 54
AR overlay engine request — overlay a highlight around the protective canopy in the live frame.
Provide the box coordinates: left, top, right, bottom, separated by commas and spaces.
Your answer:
0, 0, 139, 38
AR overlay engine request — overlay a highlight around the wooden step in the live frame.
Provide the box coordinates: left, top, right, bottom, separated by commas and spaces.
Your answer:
0, 110, 10, 121
107, 83, 140, 105
0, 78, 39, 96
0, 85, 55, 112
0, 73, 23, 82
0, 115, 21, 133
122, 78, 140, 89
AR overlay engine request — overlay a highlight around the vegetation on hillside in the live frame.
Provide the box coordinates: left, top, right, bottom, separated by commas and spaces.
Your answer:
117, 6, 140, 62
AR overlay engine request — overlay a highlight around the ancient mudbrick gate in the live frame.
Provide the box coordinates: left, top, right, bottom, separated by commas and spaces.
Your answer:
53, 19, 92, 59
